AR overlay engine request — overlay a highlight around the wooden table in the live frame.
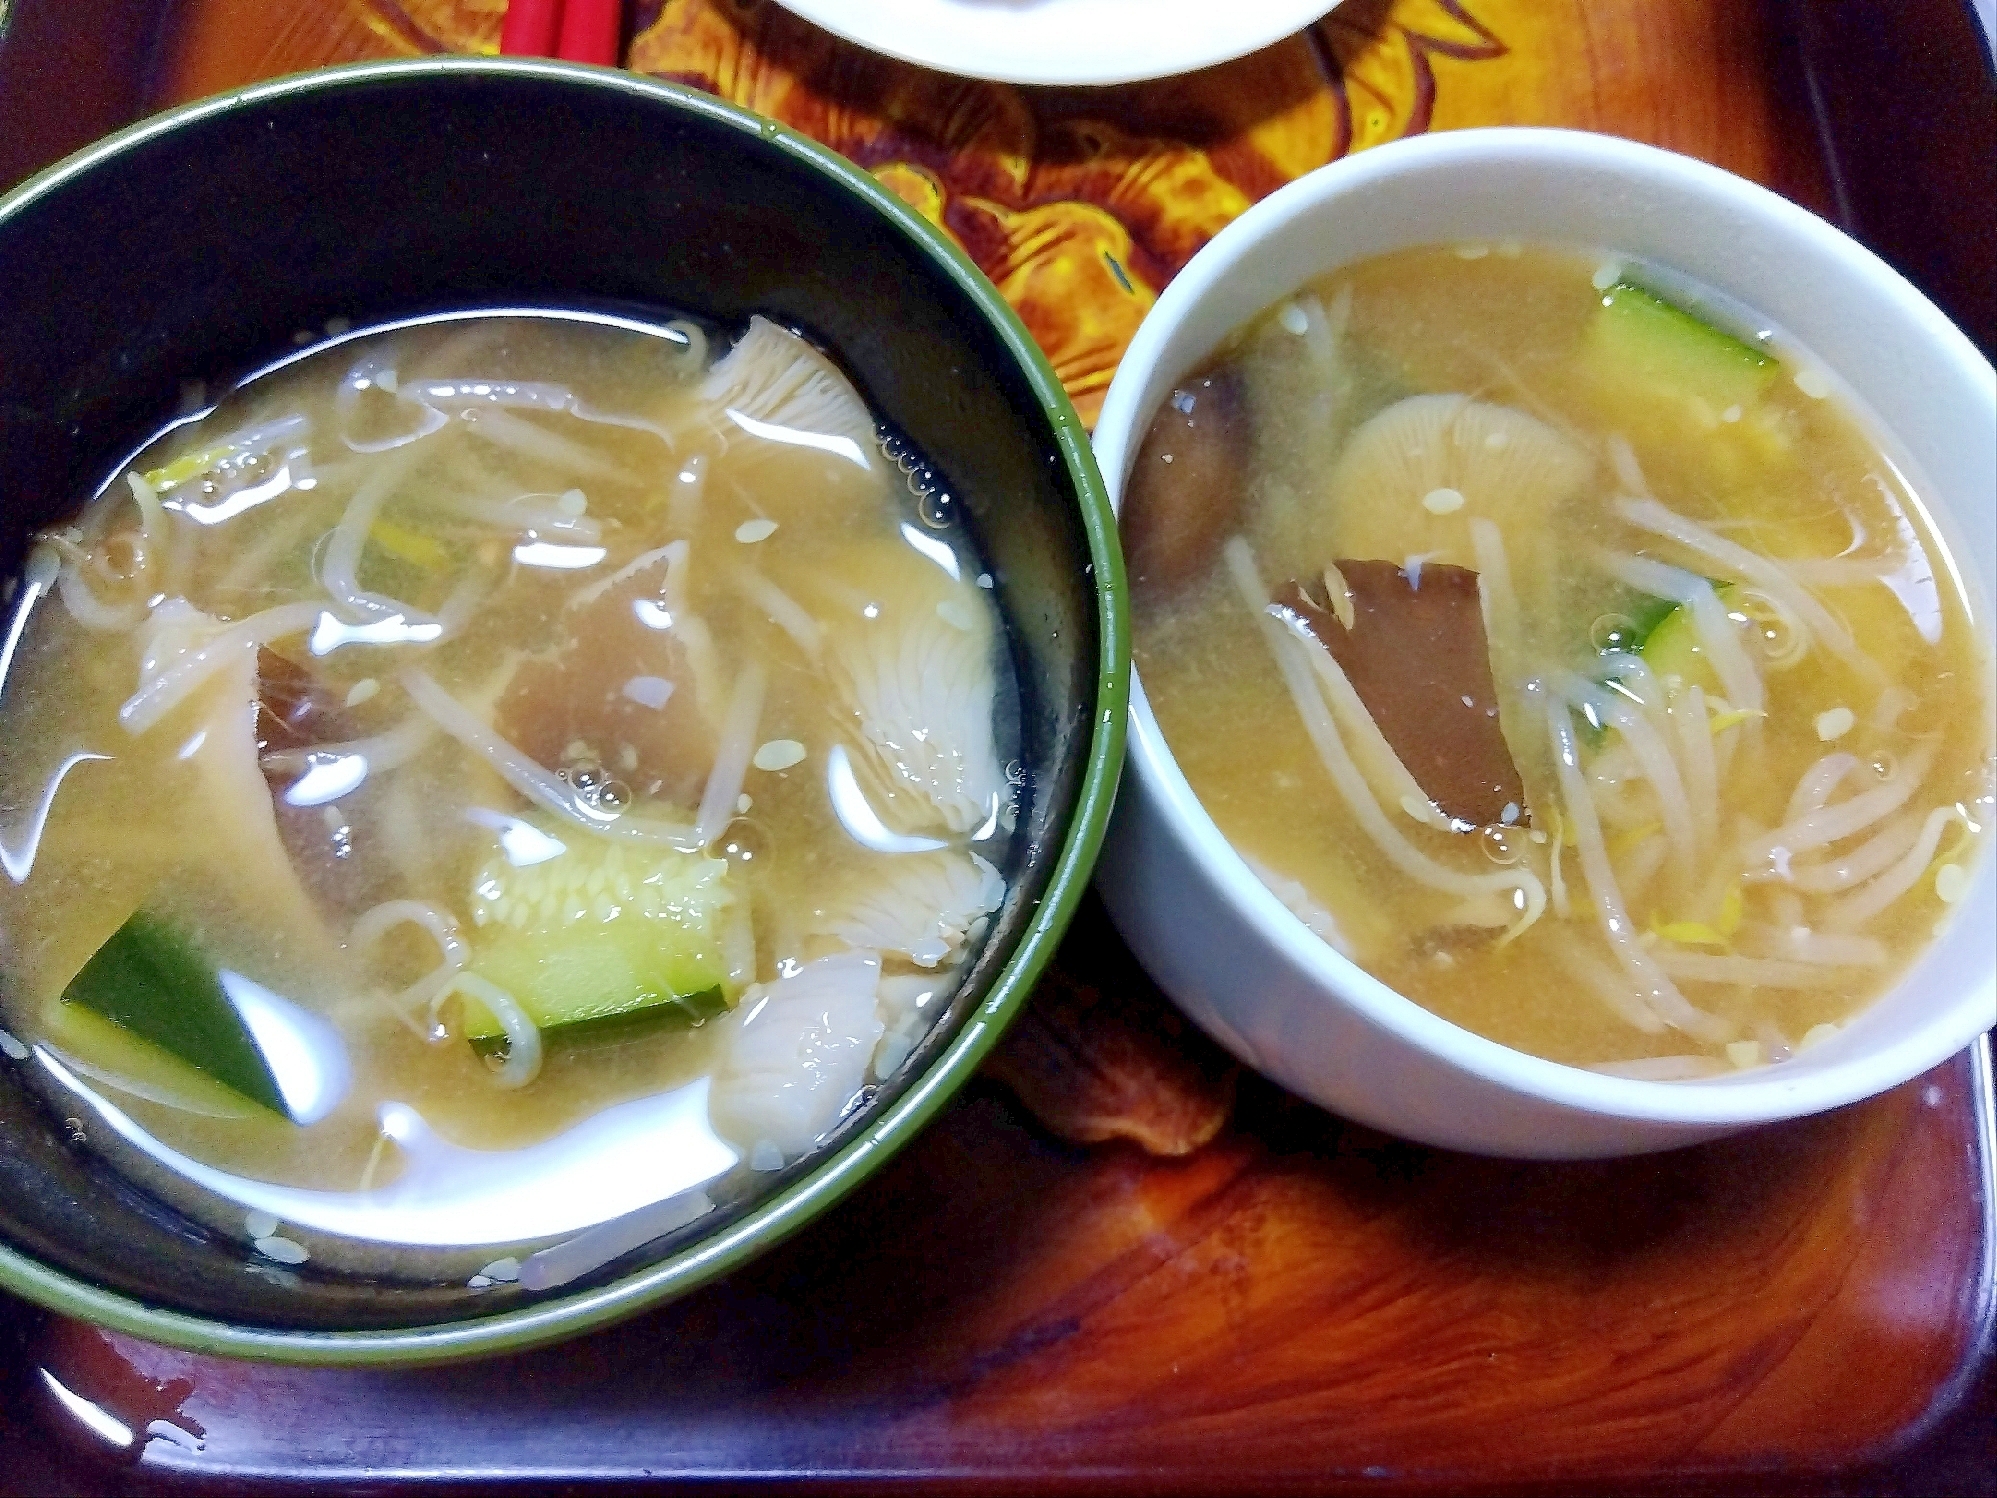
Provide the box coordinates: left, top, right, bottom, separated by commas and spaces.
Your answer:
0, 1, 1992, 1492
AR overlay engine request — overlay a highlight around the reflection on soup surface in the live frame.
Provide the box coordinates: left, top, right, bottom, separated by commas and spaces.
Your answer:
0, 312, 1016, 1277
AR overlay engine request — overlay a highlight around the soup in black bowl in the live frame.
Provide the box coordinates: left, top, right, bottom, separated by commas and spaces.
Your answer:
0, 57, 1126, 1364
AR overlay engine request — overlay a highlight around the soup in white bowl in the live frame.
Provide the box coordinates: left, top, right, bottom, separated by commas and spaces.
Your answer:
1121, 241, 1989, 1078
1093, 128, 1996, 1158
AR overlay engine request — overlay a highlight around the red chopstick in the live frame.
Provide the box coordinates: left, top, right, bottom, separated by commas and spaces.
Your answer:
499, 0, 621, 65
499, 0, 562, 57
557, 0, 622, 66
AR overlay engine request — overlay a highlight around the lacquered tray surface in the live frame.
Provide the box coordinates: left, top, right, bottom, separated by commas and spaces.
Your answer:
9, 908, 1994, 1493
0, 0, 1992, 1491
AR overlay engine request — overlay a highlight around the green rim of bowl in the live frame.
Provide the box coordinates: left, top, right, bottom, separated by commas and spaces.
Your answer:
0, 55, 1130, 1366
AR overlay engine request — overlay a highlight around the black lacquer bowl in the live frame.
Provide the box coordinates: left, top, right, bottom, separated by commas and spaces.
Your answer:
0, 57, 1126, 1364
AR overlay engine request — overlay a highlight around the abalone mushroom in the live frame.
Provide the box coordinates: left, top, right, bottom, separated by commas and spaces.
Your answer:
812, 849, 1005, 970
803, 537, 1006, 838
698, 315, 877, 466
1315, 393, 1593, 569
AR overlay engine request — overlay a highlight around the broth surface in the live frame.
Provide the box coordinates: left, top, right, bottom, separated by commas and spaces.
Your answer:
1127, 244, 1992, 1074
0, 311, 1017, 1270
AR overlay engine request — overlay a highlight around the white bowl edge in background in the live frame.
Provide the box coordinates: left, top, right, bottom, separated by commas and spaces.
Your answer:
767, 0, 1341, 87
1091, 127, 1997, 1158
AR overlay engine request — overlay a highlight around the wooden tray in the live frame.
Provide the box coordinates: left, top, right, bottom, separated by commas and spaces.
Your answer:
7, 909, 1992, 1494
1, 1, 1992, 1492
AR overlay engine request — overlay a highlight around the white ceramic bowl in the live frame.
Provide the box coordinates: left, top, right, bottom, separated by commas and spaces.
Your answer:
1092, 127, 1996, 1159
768, 0, 1341, 86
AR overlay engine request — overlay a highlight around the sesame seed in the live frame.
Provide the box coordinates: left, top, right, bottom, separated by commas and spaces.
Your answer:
753, 739, 807, 772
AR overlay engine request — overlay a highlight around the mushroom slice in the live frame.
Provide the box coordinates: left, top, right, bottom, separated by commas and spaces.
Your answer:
494, 543, 721, 810
1316, 394, 1592, 570
253, 649, 392, 917
981, 951, 1238, 1158
698, 316, 876, 468
136, 608, 333, 941
1120, 366, 1250, 597
707, 948, 883, 1161
814, 850, 1005, 970
1275, 559, 1524, 829
809, 537, 1005, 837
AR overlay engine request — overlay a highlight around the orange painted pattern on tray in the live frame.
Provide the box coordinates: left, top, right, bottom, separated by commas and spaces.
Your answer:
152, 0, 1829, 426
626, 0, 1511, 424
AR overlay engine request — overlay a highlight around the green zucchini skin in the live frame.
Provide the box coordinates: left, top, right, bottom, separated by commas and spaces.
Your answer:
1590, 279, 1776, 407
62, 910, 291, 1119
464, 982, 728, 1060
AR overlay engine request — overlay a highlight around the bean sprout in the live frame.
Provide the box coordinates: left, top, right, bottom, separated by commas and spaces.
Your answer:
400, 667, 701, 849
440, 972, 541, 1087
1616, 495, 1887, 689
1653, 950, 1872, 988
1228, 539, 1545, 940
1783, 811, 1922, 893
1599, 551, 1767, 723
733, 567, 823, 655
1674, 684, 1719, 857
1823, 804, 1968, 929
1784, 752, 1865, 826
1560, 673, 1699, 884
1735, 923, 1887, 967
1546, 698, 1730, 1042
119, 601, 326, 734
1552, 933, 1666, 1034
695, 662, 767, 848
350, 900, 468, 1031
1270, 605, 1445, 829
262, 714, 437, 778
1742, 742, 1936, 866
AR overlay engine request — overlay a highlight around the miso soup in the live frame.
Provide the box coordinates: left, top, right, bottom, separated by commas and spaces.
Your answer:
0, 311, 1017, 1278
1123, 243, 1992, 1076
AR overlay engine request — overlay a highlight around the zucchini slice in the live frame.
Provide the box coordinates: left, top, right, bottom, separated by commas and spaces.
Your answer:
462, 824, 737, 1059
62, 910, 290, 1118
1638, 584, 1740, 692
1588, 280, 1777, 414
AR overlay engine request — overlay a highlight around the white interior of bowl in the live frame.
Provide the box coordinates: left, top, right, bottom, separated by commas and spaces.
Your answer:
1094, 127, 1997, 1129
